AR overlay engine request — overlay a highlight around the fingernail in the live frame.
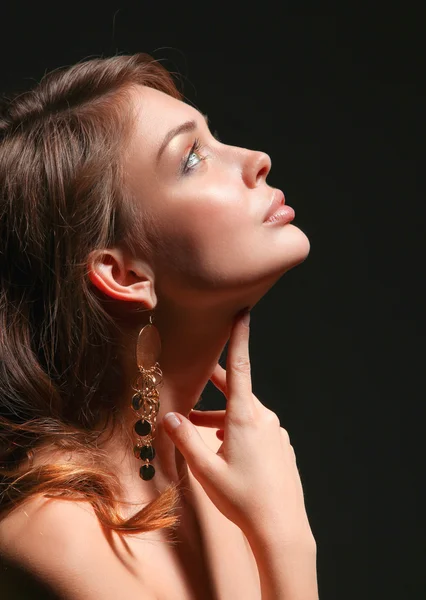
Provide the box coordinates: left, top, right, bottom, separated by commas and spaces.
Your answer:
164, 412, 181, 430
241, 309, 250, 326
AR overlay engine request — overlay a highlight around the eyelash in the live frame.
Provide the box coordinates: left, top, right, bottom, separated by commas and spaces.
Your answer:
181, 138, 206, 176
180, 130, 221, 176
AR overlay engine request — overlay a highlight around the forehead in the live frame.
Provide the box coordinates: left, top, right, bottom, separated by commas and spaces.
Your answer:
129, 85, 198, 142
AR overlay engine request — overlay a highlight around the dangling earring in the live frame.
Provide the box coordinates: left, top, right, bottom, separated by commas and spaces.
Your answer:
131, 311, 163, 481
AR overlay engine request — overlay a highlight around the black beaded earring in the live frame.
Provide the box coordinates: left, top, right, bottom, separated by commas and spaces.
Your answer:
131, 312, 163, 481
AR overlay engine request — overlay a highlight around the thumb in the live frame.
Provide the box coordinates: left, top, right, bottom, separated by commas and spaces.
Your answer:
162, 412, 218, 479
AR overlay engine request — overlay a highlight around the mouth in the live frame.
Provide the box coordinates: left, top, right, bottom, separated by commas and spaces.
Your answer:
263, 189, 285, 222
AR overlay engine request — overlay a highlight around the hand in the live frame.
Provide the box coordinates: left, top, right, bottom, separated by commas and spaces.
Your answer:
162, 311, 315, 547
188, 408, 225, 441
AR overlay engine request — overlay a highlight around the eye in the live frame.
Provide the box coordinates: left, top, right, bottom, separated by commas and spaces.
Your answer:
180, 138, 207, 176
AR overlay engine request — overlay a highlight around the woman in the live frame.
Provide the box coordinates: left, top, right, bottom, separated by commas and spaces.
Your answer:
0, 53, 317, 599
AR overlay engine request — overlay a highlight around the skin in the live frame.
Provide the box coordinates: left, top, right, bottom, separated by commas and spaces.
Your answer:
87, 85, 311, 514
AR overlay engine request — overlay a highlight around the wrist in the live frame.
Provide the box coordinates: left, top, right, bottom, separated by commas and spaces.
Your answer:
243, 529, 318, 600
243, 520, 317, 556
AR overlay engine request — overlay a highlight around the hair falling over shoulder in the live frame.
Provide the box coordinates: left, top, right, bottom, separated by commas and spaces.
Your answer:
0, 53, 182, 536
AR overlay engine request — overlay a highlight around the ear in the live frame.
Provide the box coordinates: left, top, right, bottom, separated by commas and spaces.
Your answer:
87, 248, 157, 309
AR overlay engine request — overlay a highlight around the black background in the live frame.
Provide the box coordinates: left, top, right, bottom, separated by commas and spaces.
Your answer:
1, 4, 424, 599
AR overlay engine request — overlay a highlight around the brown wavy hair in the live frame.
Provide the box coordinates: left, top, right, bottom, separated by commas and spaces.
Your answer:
0, 53, 184, 535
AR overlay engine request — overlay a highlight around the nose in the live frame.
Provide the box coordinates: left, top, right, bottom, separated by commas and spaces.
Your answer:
242, 150, 271, 188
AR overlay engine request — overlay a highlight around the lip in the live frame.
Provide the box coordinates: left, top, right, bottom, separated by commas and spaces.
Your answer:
264, 189, 285, 222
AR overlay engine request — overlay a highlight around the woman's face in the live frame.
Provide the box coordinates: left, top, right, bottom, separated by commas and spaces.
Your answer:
124, 85, 310, 309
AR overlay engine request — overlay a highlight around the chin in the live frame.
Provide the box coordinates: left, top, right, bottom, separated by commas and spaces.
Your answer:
281, 224, 311, 265
253, 228, 311, 292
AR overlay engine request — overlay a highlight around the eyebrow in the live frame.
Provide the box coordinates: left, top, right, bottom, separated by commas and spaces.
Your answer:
156, 113, 209, 164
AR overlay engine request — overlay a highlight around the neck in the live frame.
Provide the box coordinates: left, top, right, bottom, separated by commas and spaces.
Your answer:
98, 300, 245, 511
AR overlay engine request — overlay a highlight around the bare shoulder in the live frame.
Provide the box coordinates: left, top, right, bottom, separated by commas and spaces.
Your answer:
0, 495, 158, 599
0, 426, 221, 599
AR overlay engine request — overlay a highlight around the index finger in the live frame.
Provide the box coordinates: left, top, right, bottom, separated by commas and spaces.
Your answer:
225, 310, 254, 417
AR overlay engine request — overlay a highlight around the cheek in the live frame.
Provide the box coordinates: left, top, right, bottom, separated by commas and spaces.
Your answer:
172, 181, 244, 235
153, 185, 251, 279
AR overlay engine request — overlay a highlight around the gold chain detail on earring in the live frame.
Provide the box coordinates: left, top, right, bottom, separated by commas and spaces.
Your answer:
131, 311, 163, 481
